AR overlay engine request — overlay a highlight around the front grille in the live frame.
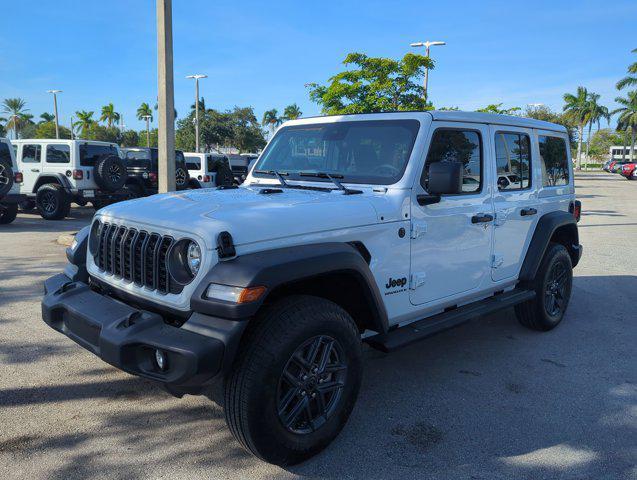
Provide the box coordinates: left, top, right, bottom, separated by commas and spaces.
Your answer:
93, 221, 174, 294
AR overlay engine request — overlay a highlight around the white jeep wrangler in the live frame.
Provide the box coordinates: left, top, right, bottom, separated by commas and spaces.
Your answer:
183, 152, 234, 188
42, 111, 582, 465
0, 137, 24, 224
14, 139, 128, 219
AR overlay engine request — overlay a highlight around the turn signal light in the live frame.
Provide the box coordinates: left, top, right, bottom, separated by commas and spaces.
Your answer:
203, 175, 211, 182
73, 169, 83, 180
149, 172, 158, 183
205, 284, 267, 304
14, 172, 23, 183
238, 286, 267, 304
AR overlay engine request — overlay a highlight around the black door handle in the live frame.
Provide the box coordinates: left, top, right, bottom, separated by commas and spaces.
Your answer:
471, 213, 494, 224
520, 207, 537, 216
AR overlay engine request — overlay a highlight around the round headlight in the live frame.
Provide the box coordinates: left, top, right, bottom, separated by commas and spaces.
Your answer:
186, 242, 201, 276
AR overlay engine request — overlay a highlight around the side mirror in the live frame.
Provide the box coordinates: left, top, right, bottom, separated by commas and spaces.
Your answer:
427, 162, 463, 195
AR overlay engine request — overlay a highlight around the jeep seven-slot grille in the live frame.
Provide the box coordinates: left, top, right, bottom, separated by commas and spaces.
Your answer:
93, 222, 175, 294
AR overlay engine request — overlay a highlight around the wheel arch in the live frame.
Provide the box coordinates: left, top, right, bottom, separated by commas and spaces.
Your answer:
33, 174, 71, 193
190, 242, 389, 335
519, 210, 581, 283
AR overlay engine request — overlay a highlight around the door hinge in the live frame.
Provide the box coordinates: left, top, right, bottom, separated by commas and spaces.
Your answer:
491, 254, 504, 269
410, 272, 426, 290
410, 221, 428, 239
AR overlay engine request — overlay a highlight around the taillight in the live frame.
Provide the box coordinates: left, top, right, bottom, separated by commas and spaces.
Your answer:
569, 200, 581, 223
203, 175, 211, 182
73, 169, 83, 180
14, 172, 23, 183
149, 172, 158, 183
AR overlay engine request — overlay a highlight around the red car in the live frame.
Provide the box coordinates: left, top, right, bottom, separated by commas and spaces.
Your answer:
621, 162, 636, 179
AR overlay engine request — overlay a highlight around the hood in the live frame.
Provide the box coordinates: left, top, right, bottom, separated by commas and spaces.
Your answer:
98, 185, 388, 249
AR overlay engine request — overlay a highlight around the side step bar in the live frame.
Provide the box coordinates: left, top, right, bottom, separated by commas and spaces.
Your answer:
365, 288, 535, 353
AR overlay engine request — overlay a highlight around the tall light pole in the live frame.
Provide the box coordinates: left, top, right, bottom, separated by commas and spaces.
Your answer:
142, 115, 152, 147
410, 41, 445, 100
186, 74, 207, 153
156, 0, 176, 193
70, 116, 74, 139
46, 89, 62, 139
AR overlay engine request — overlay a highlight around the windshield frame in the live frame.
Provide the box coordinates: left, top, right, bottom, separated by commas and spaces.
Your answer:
251, 119, 421, 186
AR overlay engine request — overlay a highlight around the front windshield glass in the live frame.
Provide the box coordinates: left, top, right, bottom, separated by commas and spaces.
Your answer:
253, 120, 420, 185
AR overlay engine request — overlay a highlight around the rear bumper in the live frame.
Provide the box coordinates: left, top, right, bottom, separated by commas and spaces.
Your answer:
42, 273, 246, 392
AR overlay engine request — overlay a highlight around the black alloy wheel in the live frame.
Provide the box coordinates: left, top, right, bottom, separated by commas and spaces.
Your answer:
276, 335, 347, 434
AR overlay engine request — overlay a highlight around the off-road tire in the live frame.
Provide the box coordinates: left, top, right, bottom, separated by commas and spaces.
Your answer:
0, 202, 18, 224
215, 163, 233, 187
224, 295, 362, 465
18, 199, 36, 212
175, 166, 189, 190
515, 242, 573, 331
94, 155, 127, 192
0, 157, 14, 197
36, 183, 71, 220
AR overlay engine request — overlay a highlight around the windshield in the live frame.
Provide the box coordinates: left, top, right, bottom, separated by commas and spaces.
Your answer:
253, 120, 420, 185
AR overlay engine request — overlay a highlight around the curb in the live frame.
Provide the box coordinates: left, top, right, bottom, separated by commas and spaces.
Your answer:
57, 233, 77, 247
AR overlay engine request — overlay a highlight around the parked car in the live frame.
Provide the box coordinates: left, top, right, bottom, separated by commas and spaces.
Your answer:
14, 139, 128, 219
0, 137, 24, 224
184, 152, 234, 188
602, 159, 614, 172
609, 160, 633, 173
121, 147, 190, 196
620, 161, 636, 179
227, 153, 259, 184
42, 111, 582, 465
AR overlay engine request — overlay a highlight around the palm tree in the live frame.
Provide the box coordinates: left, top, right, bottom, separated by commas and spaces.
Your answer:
616, 48, 637, 91
73, 110, 95, 138
137, 102, 153, 147
2, 98, 29, 138
283, 104, 302, 121
100, 103, 120, 128
476, 103, 521, 115
611, 91, 637, 162
39, 112, 55, 123
262, 109, 282, 138
583, 93, 610, 168
563, 87, 590, 170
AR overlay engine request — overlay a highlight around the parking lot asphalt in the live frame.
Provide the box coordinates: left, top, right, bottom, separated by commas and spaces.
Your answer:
0, 173, 635, 480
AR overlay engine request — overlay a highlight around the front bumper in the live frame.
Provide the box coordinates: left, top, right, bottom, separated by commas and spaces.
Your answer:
42, 273, 245, 392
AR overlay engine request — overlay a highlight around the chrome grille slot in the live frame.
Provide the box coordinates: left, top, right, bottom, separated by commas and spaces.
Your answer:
90, 221, 178, 295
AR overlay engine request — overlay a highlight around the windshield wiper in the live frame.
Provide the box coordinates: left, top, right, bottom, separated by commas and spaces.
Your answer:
254, 169, 289, 187
298, 172, 362, 195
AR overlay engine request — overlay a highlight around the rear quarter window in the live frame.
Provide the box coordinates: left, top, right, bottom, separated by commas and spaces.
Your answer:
539, 136, 569, 187
80, 144, 118, 167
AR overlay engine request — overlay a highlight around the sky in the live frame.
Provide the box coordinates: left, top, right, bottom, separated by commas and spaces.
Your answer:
1, 0, 636, 134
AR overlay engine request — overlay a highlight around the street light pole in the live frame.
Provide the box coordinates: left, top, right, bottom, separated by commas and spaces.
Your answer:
142, 115, 152, 147
410, 41, 445, 100
47, 90, 62, 139
156, 0, 176, 193
186, 74, 207, 153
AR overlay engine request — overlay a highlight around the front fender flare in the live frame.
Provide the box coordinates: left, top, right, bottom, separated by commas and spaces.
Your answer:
190, 242, 389, 333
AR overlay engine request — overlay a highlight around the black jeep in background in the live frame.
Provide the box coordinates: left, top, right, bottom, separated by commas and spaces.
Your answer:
121, 147, 190, 196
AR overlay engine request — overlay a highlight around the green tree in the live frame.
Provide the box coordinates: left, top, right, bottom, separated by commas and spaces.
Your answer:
611, 91, 637, 161
86, 125, 122, 143
137, 102, 153, 147
39, 112, 55, 123
73, 110, 96, 138
307, 52, 434, 115
523, 105, 576, 145
34, 121, 71, 139
138, 128, 158, 147
282, 103, 302, 121
230, 107, 266, 152
588, 128, 626, 160
1, 98, 29, 138
262, 109, 282, 138
100, 103, 120, 128
563, 86, 590, 170
616, 48, 637, 91
583, 93, 610, 166
120, 130, 140, 147
476, 103, 521, 115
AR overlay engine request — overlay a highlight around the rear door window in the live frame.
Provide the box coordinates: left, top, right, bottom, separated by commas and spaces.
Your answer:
539, 136, 569, 186
79, 144, 118, 166
21, 144, 42, 164
494, 132, 531, 191
185, 156, 201, 170
46, 144, 71, 164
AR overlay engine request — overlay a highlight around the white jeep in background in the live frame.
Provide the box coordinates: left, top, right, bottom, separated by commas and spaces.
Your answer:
184, 152, 234, 188
14, 139, 129, 219
42, 111, 582, 465
0, 137, 24, 224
